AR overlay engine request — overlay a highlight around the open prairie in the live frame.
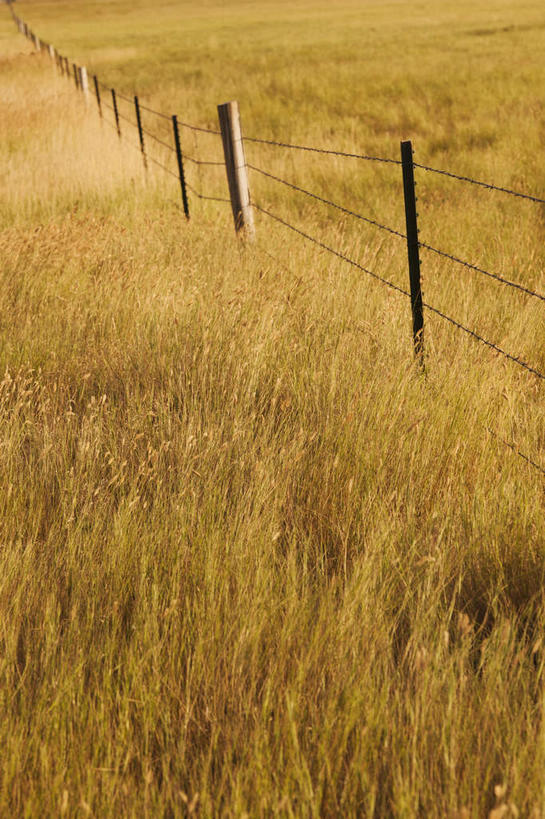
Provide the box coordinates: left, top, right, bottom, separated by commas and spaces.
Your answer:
2, 0, 545, 815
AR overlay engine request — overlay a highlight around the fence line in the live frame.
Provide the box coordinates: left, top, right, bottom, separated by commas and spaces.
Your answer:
414, 162, 545, 205
6, 0, 545, 479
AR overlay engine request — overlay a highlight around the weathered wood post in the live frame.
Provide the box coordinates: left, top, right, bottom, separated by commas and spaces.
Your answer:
48, 43, 55, 61
401, 140, 424, 367
217, 100, 255, 238
79, 66, 90, 102
33, 34, 40, 51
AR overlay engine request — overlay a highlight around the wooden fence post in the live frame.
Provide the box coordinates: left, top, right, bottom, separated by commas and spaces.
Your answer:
401, 140, 424, 366
48, 43, 55, 61
217, 100, 255, 238
79, 66, 90, 101
72, 63, 80, 90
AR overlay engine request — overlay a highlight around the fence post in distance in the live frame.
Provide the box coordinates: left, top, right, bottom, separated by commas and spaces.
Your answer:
33, 34, 40, 51
48, 43, 55, 61
135, 96, 147, 170
217, 100, 255, 238
79, 66, 90, 102
72, 63, 80, 90
93, 76, 102, 118
401, 139, 424, 367
111, 89, 121, 137
172, 115, 190, 219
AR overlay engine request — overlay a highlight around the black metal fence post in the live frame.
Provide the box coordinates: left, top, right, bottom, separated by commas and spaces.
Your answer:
401, 140, 424, 366
134, 96, 147, 170
111, 89, 121, 137
93, 76, 102, 118
172, 115, 190, 220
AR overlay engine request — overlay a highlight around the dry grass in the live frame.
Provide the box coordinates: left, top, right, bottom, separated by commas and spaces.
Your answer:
2, 2, 545, 816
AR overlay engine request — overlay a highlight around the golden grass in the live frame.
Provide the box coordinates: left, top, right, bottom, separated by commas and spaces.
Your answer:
2, 1, 545, 815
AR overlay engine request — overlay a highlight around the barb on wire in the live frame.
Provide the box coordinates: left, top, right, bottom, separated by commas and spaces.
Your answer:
253, 202, 545, 384
245, 135, 401, 164
141, 126, 175, 153
414, 162, 545, 205
249, 164, 406, 240
419, 241, 545, 303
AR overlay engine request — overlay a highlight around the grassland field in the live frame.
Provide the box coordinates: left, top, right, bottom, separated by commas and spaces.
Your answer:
2, 0, 545, 815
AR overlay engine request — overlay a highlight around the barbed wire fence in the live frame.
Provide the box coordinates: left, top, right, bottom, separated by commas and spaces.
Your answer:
6, 0, 545, 479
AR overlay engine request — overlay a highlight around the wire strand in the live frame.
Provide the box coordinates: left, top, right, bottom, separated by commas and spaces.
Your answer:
184, 153, 224, 167
176, 119, 221, 135
114, 89, 133, 104
138, 101, 172, 121
253, 202, 545, 383
141, 126, 175, 153
485, 427, 545, 477
248, 164, 406, 240
419, 241, 545, 303
117, 110, 137, 129
148, 154, 179, 180
245, 135, 401, 164
185, 182, 230, 203
414, 162, 545, 205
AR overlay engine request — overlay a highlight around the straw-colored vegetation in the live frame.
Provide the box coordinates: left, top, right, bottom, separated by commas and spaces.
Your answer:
2, 1, 545, 815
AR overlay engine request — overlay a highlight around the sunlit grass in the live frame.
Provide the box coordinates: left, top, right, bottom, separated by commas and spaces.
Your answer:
2, 2, 545, 816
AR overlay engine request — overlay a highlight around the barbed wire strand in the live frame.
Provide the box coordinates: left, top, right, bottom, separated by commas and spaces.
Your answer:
184, 153, 224, 167
113, 89, 133, 105
148, 154, 179, 180
252, 202, 545, 383
248, 164, 406, 240
176, 119, 221, 136
485, 427, 545, 476
141, 126, 175, 153
419, 241, 545, 303
101, 118, 143, 153
185, 181, 230, 204
245, 135, 401, 164
117, 110, 138, 129
250, 224, 545, 481
138, 101, 172, 122
414, 162, 545, 205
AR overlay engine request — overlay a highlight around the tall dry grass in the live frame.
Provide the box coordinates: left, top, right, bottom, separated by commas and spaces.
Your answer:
2, 3, 545, 816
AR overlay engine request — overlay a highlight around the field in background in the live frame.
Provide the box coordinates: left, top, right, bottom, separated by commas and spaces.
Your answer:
2, 1, 545, 815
